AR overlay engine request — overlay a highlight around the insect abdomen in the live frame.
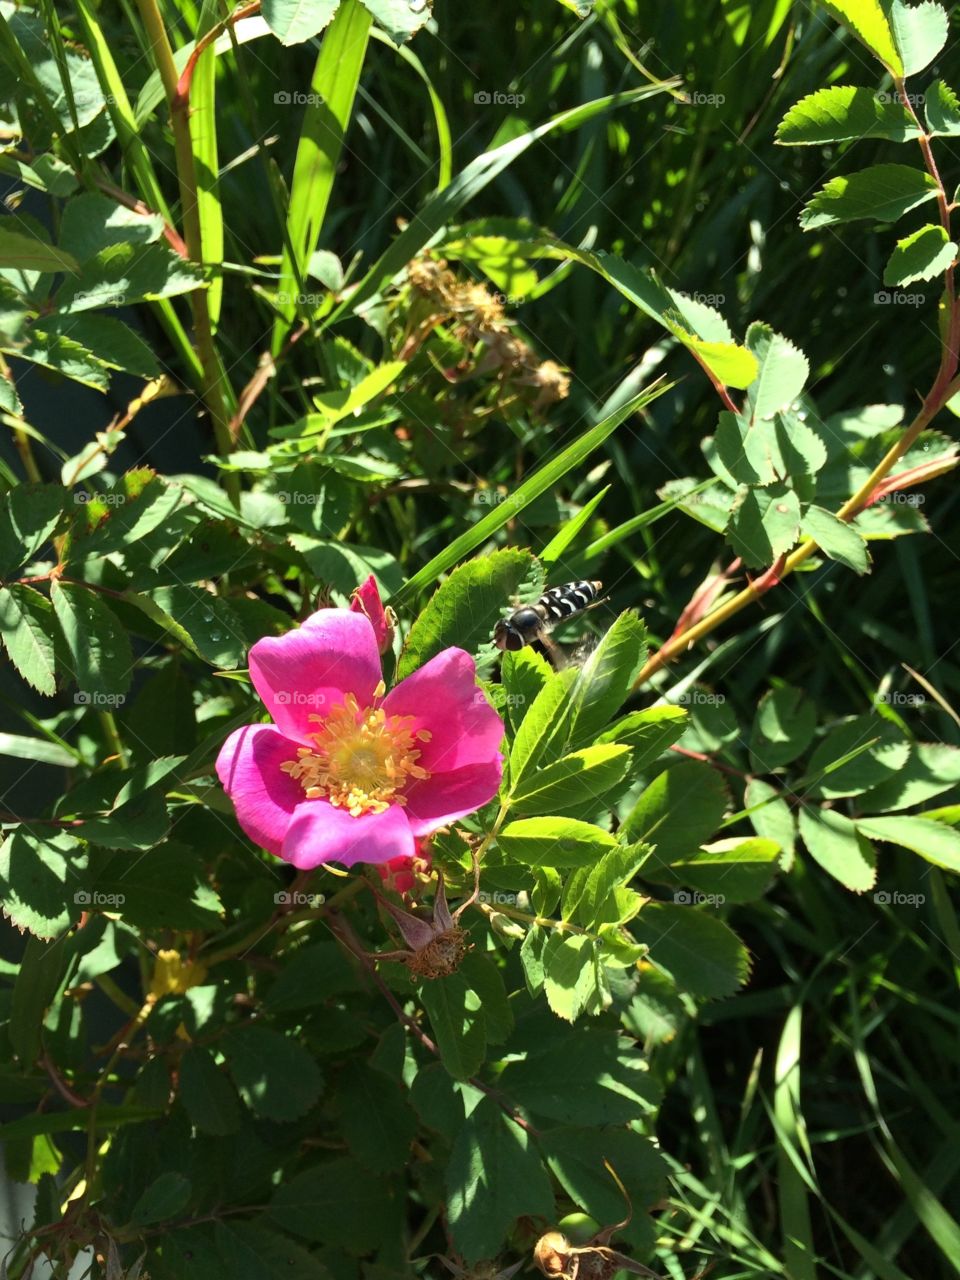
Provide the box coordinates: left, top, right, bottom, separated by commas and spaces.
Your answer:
537, 580, 602, 621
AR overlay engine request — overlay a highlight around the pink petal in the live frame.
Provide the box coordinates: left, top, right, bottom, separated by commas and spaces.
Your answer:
216, 723, 305, 855
281, 801, 415, 869
249, 610, 382, 743
403, 758, 504, 837
381, 648, 505, 772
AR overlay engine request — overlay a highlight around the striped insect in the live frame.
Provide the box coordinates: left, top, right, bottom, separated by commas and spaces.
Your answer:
493, 580, 605, 667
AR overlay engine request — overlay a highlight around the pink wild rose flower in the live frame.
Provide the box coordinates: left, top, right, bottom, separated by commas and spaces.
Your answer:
216, 607, 504, 869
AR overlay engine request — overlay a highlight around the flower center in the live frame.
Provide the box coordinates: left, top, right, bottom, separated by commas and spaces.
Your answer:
280, 690, 431, 818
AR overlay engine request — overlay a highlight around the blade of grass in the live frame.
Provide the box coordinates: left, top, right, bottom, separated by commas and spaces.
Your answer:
539, 484, 610, 566
774, 1004, 820, 1280
272, 0, 372, 353
325, 83, 679, 329
190, 0, 223, 329
370, 28, 452, 192
849, 988, 960, 1267
582, 479, 716, 558
389, 382, 670, 608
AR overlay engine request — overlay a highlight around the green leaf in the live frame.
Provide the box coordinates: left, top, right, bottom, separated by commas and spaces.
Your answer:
621, 760, 729, 862
855, 814, 960, 871
213, 1222, 333, 1280
76, 789, 170, 851
0, 226, 79, 274
269, 1157, 396, 1252
459, 952, 514, 1044
665, 837, 781, 903
50, 580, 133, 699
807, 715, 909, 797
419, 972, 486, 1080
750, 684, 817, 770
510, 744, 633, 816
0, 483, 67, 576
498, 816, 618, 868
541, 1129, 668, 1242
0, 1104, 159, 1143
500, 645, 552, 735
925, 80, 960, 135
0, 829, 86, 940
55, 241, 204, 313
595, 705, 689, 768
0, 732, 75, 768
264, 942, 362, 1012
150, 586, 246, 667
630, 902, 750, 998
860, 742, 960, 811
222, 1024, 324, 1121
396, 547, 533, 679
58, 193, 164, 261
715, 410, 828, 487
361, 0, 432, 42
888, 0, 948, 76
800, 164, 937, 229
90, 843, 222, 927
131, 1172, 192, 1226
747, 780, 797, 867
726, 484, 801, 569
776, 85, 919, 144
13, 330, 109, 391
559, 610, 648, 750
746, 325, 808, 423
337, 1064, 417, 1171
541, 933, 601, 1021
39, 314, 161, 378
799, 806, 877, 891
499, 1029, 659, 1125
623, 966, 686, 1045
188, 29, 222, 328
562, 841, 649, 929
817, 0, 903, 74
10, 936, 71, 1065
883, 224, 956, 286
0, 586, 58, 696
509, 667, 578, 786
801, 505, 871, 573
446, 1096, 555, 1265
178, 1047, 241, 1136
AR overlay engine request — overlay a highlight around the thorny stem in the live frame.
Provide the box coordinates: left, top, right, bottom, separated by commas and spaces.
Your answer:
134, 0, 239, 505
84, 998, 153, 1194
327, 911, 541, 1136
634, 81, 960, 691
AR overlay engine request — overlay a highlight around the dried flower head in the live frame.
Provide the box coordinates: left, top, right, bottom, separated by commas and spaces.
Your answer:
376, 862, 480, 979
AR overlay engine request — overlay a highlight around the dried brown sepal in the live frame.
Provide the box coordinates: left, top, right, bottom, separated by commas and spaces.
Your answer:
375, 860, 480, 980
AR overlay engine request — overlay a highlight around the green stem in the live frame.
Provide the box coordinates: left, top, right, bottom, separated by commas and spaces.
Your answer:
84, 998, 153, 1195
134, 0, 239, 505
97, 710, 128, 768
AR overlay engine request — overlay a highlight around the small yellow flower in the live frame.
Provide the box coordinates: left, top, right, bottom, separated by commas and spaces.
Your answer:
148, 949, 208, 1001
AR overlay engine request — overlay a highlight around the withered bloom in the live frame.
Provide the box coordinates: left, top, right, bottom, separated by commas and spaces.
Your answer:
376, 871, 478, 979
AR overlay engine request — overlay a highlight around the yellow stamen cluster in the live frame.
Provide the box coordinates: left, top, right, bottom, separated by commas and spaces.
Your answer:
281, 692, 431, 818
